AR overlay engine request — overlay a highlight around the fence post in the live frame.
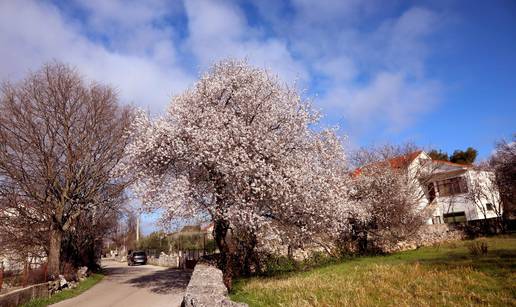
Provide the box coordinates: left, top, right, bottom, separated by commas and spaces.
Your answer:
22, 261, 28, 287
43, 262, 48, 282
203, 233, 206, 255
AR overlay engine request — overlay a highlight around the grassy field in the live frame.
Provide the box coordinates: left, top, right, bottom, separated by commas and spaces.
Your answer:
231, 236, 516, 307
22, 273, 104, 307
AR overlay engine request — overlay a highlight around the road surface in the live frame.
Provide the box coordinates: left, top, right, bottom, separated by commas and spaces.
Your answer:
51, 259, 192, 307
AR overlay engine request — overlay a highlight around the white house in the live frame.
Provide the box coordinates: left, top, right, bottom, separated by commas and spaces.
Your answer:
373, 151, 502, 225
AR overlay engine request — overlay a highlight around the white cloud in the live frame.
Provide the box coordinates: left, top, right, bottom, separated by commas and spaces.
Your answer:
314, 56, 357, 82
323, 72, 440, 133
254, 3, 444, 133
0, 0, 451, 229
183, 0, 308, 84
369, 7, 440, 77
0, 0, 443, 133
0, 0, 193, 112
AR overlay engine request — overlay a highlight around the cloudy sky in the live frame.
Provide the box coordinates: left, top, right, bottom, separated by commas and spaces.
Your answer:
1, 0, 515, 231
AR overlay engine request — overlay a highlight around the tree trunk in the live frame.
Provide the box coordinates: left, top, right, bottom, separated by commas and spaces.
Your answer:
48, 226, 63, 279
0, 262, 4, 290
214, 219, 233, 290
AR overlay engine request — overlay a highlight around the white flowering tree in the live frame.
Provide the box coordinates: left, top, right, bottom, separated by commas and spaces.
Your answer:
122, 60, 349, 287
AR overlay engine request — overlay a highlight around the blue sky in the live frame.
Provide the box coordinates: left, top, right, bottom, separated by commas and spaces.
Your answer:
1, 0, 514, 233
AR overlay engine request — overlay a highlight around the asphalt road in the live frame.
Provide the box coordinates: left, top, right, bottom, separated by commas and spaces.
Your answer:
51, 259, 192, 307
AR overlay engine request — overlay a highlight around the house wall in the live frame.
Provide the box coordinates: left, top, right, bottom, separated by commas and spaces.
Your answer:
1, 254, 23, 272
466, 170, 502, 219
426, 170, 501, 223
407, 154, 502, 223
436, 194, 477, 220
361, 151, 502, 225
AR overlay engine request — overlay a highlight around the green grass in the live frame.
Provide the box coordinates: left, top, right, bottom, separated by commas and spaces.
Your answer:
231, 236, 516, 307
21, 273, 104, 307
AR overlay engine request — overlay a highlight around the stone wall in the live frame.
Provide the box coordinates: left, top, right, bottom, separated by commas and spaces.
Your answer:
0, 282, 48, 307
148, 255, 179, 268
182, 263, 247, 307
385, 224, 464, 253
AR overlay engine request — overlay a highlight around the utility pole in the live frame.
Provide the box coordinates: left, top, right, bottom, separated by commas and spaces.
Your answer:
136, 213, 140, 243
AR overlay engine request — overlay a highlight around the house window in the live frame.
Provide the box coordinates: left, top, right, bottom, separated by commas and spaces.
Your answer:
486, 203, 494, 211
432, 216, 442, 224
443, 212, 467, 223
436, 177, 468, 197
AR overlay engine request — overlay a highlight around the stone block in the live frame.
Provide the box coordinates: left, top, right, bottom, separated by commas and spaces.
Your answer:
182, 263, 247, 307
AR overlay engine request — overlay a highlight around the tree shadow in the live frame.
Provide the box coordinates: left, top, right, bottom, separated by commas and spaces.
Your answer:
414, 248, 516, 278
124, 268, 193, 295
101, 265, 145, 280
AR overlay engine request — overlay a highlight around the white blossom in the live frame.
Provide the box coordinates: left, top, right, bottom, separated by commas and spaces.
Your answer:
120, 60, 351, 250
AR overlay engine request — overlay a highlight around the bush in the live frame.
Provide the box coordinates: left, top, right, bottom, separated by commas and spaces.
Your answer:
301, 251, 336, 269
467, 239, 488, 256
262, 255, 297, 276
259, 251, 339, 276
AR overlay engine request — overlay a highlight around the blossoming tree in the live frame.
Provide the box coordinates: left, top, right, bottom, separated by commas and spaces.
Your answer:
122, 60, 349, 287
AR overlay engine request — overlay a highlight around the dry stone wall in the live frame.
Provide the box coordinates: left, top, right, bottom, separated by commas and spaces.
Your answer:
385, 224, 464, 253
182, 263, 247, 307
148, 255, 179, 268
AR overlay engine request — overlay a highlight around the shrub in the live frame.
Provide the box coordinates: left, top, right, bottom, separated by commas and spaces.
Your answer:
447, 242, 459, 249
301, 251, 336, 269
467, 239, 488, 256
262, 255, 297, 276
259, 251, 340, 276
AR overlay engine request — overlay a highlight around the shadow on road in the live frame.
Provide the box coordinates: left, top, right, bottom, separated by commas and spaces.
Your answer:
124, 268, 192, 295
101, 265, 145, 280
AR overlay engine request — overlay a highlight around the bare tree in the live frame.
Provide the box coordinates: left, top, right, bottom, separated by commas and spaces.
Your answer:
0, 62, 133, 277
61, 204, 123, 270
465, 164, 504, 232
348, 143, 420, 169
347, 145, 434, 252
490, 135, 516, 220
103, 208, 138, 256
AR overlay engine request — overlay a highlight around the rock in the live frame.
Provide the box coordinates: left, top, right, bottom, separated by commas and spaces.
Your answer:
77, 266, 89, 279
58, 275, 68, 289
48, 280, 61, 294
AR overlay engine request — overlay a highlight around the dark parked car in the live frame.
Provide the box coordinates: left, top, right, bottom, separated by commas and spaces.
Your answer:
128, 250, 147, 266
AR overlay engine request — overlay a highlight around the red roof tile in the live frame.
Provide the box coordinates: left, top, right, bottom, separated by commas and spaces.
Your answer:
387, 150, 423, 169
351, 151, 422, 177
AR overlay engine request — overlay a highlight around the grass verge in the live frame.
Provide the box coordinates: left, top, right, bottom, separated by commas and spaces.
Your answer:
21, 273, 104, 307
231, 236, 516, 307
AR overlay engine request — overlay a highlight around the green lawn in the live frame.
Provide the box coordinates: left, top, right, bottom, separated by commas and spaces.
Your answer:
231, 236, 516, 307
22, 273, 104, 307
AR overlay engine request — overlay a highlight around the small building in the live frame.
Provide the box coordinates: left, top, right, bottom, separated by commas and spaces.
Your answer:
355, 151, 502, 225
201, 222, 214, 239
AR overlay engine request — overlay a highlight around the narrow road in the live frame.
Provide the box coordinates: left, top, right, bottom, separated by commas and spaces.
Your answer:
51, 259, 192, 307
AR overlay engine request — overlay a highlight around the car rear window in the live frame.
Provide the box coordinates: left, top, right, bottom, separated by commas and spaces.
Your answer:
134, 252, 146, 256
